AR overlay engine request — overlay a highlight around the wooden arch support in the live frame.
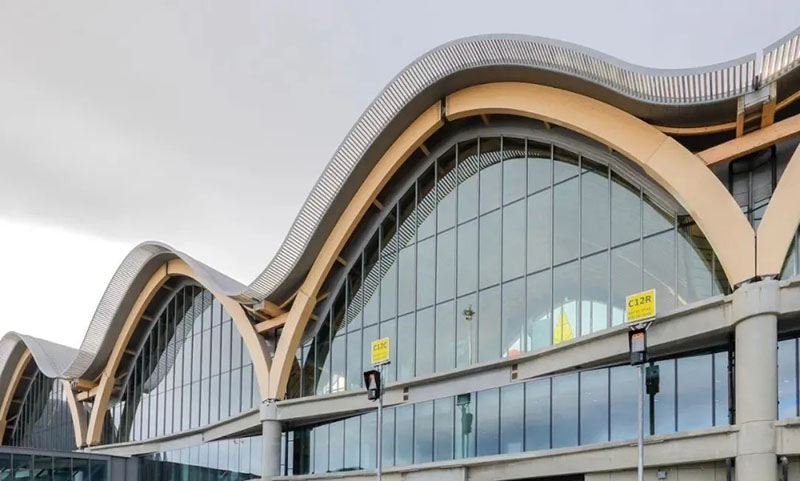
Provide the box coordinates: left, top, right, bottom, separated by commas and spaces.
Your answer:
84, 258, 271, 446
756, 144, 800, 277
0, 349, 32, 439
267, 82, 756, 400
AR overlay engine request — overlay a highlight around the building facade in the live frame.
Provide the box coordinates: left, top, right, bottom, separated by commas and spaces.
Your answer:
3, 27, 800, 481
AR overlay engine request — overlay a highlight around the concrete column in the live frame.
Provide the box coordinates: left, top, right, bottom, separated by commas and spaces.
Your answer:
732, 280, 779, 481
260, 399, 282, 481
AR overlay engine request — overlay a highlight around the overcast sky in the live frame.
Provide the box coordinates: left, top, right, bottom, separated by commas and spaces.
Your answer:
1, 1, 799, 348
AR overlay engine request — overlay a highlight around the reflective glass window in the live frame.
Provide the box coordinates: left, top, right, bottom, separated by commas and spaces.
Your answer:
580, 369, 609, 445
500, 384, 524, 454
677, 355, 713, 431
552, 374, 578, 448
433, 397, 454, 461
779, 339, 798, 419
414, 401, 434, 463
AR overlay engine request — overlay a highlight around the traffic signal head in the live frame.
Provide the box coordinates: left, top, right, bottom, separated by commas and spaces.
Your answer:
363, 370, 381, 401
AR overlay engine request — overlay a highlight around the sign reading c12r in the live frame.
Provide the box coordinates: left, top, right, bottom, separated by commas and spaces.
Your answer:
625, 289, 656, 323
371, 337, 390, 365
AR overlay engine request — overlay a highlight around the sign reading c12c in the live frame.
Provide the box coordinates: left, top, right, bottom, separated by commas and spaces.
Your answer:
371, 337, 390, 365
625, 289, 656, 323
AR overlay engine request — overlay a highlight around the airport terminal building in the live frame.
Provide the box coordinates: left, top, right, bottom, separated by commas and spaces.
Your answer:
4, 27, 800, 480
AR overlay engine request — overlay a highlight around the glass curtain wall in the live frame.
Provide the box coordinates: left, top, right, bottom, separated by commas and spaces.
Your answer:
283, 351, 728, 475
104, 284, 260, 444
8, 371, 77, 452
140, 436, 262, 481
778, 336, 800, 419
782, 228, 800, 279
0, 450, 107, 481
291, 136, 728, 398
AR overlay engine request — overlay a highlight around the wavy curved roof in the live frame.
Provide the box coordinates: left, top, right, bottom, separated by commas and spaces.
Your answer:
3, 27, 800, 387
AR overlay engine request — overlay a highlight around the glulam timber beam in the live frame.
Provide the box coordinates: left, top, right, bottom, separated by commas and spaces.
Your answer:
698, 113, 800, 166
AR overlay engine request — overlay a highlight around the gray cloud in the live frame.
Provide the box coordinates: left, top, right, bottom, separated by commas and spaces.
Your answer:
1, 0, 798, 283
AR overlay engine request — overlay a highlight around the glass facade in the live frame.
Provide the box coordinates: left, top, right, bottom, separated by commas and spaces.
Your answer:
782, 228, 800, 280
0, 450, 107, 481
283, 351, 728, 475
8, 371, 77, 452
779, 337, 800, 419
291, 136, 728, 398
139, 436, 262, 481
103, 284, 259, 444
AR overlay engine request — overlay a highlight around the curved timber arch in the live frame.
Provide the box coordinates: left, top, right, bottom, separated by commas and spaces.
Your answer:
0, 349, 32, 437
268, 82, 754, 400
85, 258, 270, 446
757, 144, 800, 277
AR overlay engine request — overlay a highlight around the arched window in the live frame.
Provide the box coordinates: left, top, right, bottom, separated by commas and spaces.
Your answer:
103, 283, 260, 444
7, 369, 78, 452
291, 135, 728, 398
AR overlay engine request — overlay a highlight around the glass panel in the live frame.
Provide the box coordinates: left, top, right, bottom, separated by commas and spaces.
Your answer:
528, 141, 551, 194
331, 334, 346, 393
610, 365, 638, 440
503, 200, 526, 282
381, 408, 395, 468
434, 397, 454, 461
553, 261, 578, 345
436, 228, 456, 303
478, 286, 501, 362
500, 383, 524, 454
526, 269, 551, 352
380, 212, 398, 322
502, 278, 525, 357
654, 359, 676, 434
398, 245, 416, 315
456, 294, 478, 368
455, 393, 475, 459
525, 378, 551, 450
714, 352, 729, 426
395, 405, 414, 466
554, 146, 579, 184
779, 339, 798, 419
479, 209, 501, 289
611, 242, 641, 325
360, 412, 377, 470
581, 251, 609, 336
553, 176, 580, 264
644, 230, 676, 310
580, 369, 609, 445
435, 301, 455, 373
438, 147, 457, 233
457, 220, 478, 297
347, 330, 362, 391
611, 172, 640, 246
344, 416, 360, 470
479, 137, 502, 215
677, 355, 713, 431
527, 190, 551, 274
476, 388, 500, 456
458, 140, 479, 223
418, 165, 436, 240
552, 373, 578, 448
416, 307, 434, 377
503, 137, 527, 204
582, 159, 609, 255
417, 237, 435, 309
643, 195, 674, 236
313, 424, 328, 474
414, 401, 434, 464
677, 217, 713, 304
397, 313, 415, 381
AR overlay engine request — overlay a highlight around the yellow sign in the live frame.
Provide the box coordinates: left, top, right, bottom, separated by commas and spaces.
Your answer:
626, 289, 656, 323
371, 337, 390, 365
553, 306, 574, 345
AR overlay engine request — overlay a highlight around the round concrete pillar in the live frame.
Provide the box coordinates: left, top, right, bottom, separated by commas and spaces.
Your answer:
733, 281, 779, 481
260, 400, 282, 480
